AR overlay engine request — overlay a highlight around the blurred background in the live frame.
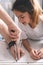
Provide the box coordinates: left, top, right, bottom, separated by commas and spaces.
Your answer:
0, 0, 16, 20
0, 0, 43, 40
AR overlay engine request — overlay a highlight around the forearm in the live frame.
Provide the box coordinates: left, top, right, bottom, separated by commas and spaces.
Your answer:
0, 5, 18, 28
22, 39, 32, 52
0, 21, 11, 44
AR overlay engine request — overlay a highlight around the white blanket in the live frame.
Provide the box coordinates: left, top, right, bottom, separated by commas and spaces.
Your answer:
0, 40, 43, 65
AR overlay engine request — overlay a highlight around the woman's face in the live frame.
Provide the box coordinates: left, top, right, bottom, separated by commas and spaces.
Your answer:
14, 10, 31, 25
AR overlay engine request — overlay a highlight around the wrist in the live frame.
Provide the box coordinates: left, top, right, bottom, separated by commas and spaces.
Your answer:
8, 41, 16, 49
28, 47, 32, 53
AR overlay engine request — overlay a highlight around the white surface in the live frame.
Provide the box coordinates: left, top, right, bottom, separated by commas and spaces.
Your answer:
0, 40, 43, 65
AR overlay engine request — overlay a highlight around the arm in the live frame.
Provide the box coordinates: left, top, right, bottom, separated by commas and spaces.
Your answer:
0, 5, 19, 29
22, 39, 40, 60
37, 48, 43, 59
22, 39, 32, 52
0, 5, 21, 42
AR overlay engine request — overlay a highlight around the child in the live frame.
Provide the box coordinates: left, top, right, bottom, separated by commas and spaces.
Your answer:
12, 0, 43, 60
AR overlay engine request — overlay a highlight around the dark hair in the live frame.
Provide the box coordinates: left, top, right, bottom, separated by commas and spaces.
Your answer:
12, 0, 34, 15
12, 0, 42, 28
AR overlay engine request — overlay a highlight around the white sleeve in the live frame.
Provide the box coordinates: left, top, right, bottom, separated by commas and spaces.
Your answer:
18, 22, 28, 40
20, 31, 28, 40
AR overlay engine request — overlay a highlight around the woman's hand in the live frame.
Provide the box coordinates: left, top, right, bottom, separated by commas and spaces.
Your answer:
30, 48, 40, 60
37, 48, 43, 59
8, 24, 21, 42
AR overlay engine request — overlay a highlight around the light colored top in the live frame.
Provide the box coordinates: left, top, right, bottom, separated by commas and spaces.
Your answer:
18, 14, 43, 41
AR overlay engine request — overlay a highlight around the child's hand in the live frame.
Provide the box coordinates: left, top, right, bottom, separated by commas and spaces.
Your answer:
17, 47, 25, 59
30, 48, 40, 60
37, 48, 43, 59
9, 46, 25, 60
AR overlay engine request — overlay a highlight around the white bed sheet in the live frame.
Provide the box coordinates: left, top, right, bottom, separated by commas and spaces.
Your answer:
0, 40, 43, 65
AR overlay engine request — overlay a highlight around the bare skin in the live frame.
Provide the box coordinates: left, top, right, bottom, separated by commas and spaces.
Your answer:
22, 39, 40, 60
0, 5, 21, 40
0, 5, 24, 60
0, 20, 24, 60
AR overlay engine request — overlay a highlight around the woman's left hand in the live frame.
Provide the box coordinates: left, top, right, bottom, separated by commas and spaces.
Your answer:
8, 24, 21, 42
37, 48, 43, 59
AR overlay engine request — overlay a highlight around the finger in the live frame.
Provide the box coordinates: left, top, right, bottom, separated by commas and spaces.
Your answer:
30, 51, 37, 59
10, 31, 19, 36
11, 39, 18, 42
32, 56, 40, 60
13, 50, 16, 59
9, 35, 19, 39
34, 50, 38, 55
17, 48, 20, 59
30, 50, 40, 60
40, 54, 43, 59
30, 53, 40, 60
32, 50, 40, 59
30, 52, 37, 60
37, 50, 41, 55
10, 49, 16, 59
38, 52, 42, 57
20, 48, 25, 56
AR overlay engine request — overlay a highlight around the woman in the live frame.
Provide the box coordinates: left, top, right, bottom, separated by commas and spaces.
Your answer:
0, 5, 24, 60
12, 0, 43, 60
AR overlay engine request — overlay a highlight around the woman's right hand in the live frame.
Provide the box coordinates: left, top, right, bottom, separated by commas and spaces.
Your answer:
29, 48, 40, 60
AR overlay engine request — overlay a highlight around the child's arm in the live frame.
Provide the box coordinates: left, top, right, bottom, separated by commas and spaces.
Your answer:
22, 39, 32, 52
22, 39, 40, 60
